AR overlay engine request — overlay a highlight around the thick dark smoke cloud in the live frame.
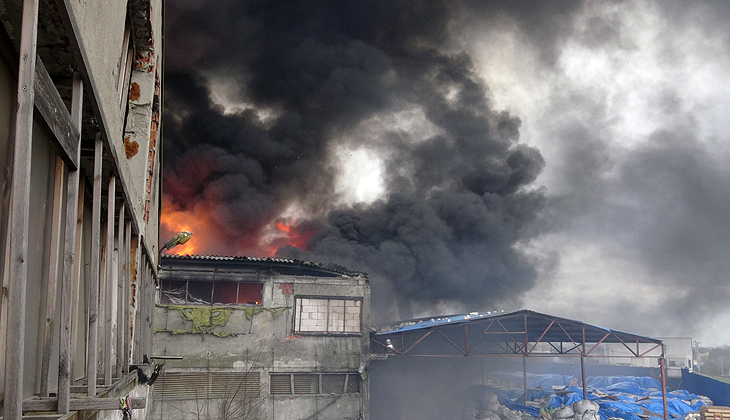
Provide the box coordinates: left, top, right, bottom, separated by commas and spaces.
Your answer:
164, 1, 557, 318
165, 0, 730, 340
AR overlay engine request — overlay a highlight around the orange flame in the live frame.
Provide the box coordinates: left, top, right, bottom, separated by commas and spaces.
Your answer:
160, 196, 203, 255
161, 195, 317, 257
263, 219, 315, 256
276, 221, 291, 234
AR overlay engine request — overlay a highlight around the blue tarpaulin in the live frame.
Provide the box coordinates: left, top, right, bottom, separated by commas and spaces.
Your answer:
494, 374, 707, 419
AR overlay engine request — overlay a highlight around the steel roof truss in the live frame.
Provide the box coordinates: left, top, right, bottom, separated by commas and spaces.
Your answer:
497, 320, 523, 349
639, 342, 663, 357
466, 320, 495, 354
436, 329, 467, 356
585, 332, 611, 356
614, 335, 640, 357
528, 319, 556, 355
557, 322, 581, 351
403, 330, 434, 355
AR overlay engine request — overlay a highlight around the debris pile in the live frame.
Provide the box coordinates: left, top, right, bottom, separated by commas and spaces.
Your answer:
462, 375, 712, 420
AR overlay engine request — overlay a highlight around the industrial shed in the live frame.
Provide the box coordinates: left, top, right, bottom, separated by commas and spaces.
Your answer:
369, 310, 670, 420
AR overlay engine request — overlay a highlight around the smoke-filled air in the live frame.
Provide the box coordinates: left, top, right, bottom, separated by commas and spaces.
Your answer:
163, 0, 730, 341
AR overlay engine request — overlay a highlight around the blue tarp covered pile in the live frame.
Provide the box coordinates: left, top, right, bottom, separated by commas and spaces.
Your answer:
487, 373, 709, 420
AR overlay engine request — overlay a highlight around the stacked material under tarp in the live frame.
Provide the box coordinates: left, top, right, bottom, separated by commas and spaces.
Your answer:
482, 374, 711, 420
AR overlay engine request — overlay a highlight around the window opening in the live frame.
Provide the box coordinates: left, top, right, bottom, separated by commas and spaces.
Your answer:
117, 18, 134, 108
294, 297, 361, 334
160, 280, 263, 306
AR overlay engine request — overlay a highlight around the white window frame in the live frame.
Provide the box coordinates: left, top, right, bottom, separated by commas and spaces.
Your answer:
293, 296, 362, 335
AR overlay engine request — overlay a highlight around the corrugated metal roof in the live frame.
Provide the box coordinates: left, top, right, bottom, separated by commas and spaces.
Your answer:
373, 309, 661, 346
161, 254, 367, 278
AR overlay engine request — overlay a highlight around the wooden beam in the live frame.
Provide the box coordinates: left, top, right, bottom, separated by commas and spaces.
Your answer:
86, 134, 103, 397
132, 255, 143, 364
23, 396, 146, 412
115, 203, 125, 378
33, 56, 79, 170
40, 156, 65, 397
0, 218, 10, 408
55, 0, 149, 256
4, 0, 39, 418
122, 221, 132, 372
101, 369, 137, 399
68, 172, 84, 383
57, 73, 83, 414
103, 175, 116, 386
145, 261, 153, 358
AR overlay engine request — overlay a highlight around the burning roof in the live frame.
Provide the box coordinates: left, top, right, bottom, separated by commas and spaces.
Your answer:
160, 253, 368, 279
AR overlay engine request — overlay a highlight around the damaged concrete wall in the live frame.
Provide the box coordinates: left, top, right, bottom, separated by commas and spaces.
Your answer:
151, 263, 371, 420
123, 0, 163, 260
69, 0, 164, 264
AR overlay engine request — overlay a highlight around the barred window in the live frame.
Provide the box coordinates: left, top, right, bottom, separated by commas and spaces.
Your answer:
294, 297, 361, 334
270, 373, 360, 395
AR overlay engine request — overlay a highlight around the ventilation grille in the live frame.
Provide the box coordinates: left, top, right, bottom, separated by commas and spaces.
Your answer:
322, 374, 346, 394
153, 372, 260, 400
293, 374, 319, 394
270, 374, 292, 395
270, 373, 360, 395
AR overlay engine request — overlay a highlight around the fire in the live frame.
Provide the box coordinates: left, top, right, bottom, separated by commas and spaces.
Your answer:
161, 195, 317, 257
276, 221, 291, 234
160, 195, 203, 255
262, 219, 315, 256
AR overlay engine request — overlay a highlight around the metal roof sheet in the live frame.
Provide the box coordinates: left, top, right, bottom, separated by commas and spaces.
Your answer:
160, 254, 367, 278
373, 309, 662, 351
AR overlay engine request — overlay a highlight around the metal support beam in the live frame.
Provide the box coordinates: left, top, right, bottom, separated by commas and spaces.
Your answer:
523, 356, 528, 405
4, 0, 39, 418
581, 355, 587, 400
660, 356, 668, 420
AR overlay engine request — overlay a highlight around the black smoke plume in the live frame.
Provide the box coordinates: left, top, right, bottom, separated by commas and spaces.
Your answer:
163, 1, 558, 321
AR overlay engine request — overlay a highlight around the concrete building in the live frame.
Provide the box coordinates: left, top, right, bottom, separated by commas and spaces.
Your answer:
151, 254, 371, 420
0, 0, 163, 419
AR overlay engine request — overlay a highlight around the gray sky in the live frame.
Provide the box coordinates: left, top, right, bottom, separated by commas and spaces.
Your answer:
163, 0, 730, 345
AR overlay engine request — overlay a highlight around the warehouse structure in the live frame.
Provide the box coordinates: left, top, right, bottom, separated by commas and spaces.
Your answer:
369, 310, 669, 420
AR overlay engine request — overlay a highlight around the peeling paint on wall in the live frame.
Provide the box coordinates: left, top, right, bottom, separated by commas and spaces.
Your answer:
124, 136, 139, 159
268, 307, 286, 318
157, 305, 236, 337
129, 82, 141, 101
243, 307, 263, 321
279, 283, 293, 294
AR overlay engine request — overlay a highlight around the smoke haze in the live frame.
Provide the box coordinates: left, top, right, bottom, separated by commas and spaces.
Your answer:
163, 0, 730, 342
